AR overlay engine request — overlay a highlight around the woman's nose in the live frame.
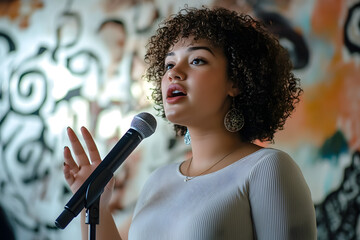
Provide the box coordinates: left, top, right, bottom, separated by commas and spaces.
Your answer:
168, 67, 185, 81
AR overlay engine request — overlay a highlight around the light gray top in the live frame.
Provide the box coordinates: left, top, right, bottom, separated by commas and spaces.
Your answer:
128, 148, 317, 240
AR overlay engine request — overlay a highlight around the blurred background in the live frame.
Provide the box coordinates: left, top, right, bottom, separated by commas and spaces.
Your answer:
0, 0, 359, 239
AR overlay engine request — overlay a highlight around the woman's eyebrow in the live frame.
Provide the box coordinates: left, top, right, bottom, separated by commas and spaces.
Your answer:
165, 46, 215, 57
187, 46, 215, 56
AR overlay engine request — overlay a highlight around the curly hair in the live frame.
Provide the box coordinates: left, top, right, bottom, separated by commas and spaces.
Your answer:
144, 7, 302, 143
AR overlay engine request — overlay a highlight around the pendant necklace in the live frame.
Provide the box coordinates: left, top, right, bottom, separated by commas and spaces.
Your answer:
184, 149, 236, 182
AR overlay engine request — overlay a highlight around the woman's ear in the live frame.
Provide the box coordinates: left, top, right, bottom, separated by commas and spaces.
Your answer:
228, 85, 241, 97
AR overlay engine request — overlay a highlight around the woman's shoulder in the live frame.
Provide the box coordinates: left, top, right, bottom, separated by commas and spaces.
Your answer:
241, 147, 293, 167
246, 147, 303, 180
244, 147, 293, 163
210, 148, 295, 183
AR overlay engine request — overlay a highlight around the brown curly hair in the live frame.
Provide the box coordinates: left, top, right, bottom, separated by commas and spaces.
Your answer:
144, 6, 302, 143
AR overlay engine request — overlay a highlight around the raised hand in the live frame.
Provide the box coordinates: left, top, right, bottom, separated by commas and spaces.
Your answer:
63, 126, 114, 207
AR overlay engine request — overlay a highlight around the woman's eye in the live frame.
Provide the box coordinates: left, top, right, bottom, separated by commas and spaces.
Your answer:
191, 58, 205, 65
165, 63, 174, 71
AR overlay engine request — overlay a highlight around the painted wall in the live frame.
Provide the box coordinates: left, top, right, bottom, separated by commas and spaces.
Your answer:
0, 0, 359, 239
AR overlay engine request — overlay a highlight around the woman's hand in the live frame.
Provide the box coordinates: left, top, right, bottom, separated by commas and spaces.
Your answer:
63, 126, 114, 208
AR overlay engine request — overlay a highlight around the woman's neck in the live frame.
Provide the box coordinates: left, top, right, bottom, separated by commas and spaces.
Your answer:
182, 128, 262, 177
188, 129, 244, 164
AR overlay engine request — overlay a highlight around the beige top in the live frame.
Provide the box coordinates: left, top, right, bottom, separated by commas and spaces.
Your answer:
129, 148, 317, 240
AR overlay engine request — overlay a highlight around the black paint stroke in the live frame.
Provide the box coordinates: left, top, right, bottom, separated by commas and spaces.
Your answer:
315, 151, 360, 239
0, 31, 16, 53
256, 10, 310, 69
344, 2, 360, 54
52, 11, 82, 62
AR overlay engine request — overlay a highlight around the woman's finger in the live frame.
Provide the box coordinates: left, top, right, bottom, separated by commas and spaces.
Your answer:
63, 147, 76, 186
63, 146, 79, 171
67, 127, 90, 167
81, 126, 102, 165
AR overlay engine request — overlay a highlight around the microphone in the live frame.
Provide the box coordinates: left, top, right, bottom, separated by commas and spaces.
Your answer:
55, 112, 157, 229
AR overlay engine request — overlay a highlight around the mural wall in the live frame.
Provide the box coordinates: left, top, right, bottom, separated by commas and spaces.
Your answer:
0, 0, 359, 239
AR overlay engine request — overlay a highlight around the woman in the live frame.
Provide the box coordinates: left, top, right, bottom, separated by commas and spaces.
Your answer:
63, 7, 317, 240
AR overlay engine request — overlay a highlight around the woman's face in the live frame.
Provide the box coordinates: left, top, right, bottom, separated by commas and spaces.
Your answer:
161, 37, 235, 129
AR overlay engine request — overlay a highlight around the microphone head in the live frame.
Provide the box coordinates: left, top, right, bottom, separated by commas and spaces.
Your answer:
131, 112, 157, 139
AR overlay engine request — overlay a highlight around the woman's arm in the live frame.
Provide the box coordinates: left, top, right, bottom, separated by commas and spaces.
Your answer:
63, 127, 122, 240
249, 151, 317, 240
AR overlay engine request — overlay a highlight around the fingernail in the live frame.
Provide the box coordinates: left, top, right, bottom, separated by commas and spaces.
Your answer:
80, 126, 87, 134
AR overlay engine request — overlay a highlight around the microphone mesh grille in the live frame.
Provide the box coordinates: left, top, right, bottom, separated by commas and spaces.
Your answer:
131, 112, 157, 139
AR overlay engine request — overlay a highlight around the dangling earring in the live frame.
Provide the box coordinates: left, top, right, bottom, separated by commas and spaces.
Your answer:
184, 128, 191, 145
224, 97, 244, 132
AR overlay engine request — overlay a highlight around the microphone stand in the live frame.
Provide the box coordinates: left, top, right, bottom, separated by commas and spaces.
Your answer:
86, 197, 100, 240
83, 168, 113, 240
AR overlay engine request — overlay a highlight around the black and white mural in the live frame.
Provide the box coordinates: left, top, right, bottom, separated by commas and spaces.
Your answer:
1, 0, 359, 239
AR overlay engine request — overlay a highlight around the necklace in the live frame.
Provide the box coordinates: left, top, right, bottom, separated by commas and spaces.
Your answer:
184, 149, 236, 182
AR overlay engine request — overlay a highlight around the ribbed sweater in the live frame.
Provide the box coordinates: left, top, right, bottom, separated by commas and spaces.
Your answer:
128, 148, 317, 239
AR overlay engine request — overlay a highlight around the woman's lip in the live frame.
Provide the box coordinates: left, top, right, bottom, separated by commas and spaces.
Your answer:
166, 95, 186, 104
166, 83, 187, 98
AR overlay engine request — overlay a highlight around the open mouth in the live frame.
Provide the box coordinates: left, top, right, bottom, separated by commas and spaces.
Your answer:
167, 85, 187, 98
169, 90, 187, 97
